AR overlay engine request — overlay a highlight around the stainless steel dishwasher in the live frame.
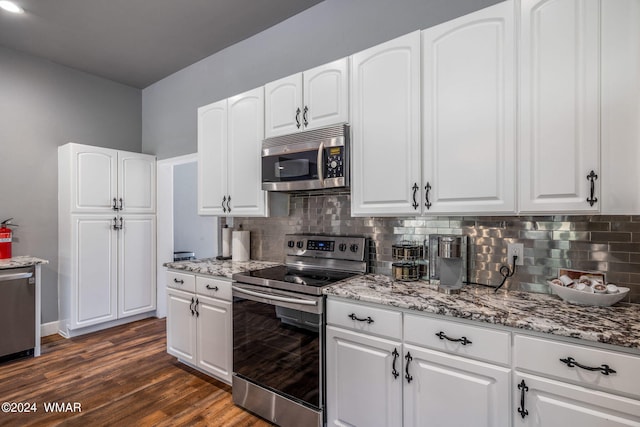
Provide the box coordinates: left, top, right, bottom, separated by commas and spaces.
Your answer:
0, 266, 35, 360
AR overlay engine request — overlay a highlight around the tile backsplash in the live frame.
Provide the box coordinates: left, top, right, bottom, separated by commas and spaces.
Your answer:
232, 191, 640, 304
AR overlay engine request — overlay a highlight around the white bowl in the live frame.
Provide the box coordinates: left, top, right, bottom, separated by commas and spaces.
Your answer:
547, 281, 630, 307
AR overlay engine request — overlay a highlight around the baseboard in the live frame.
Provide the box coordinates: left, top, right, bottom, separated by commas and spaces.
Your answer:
41, 321, 60, 337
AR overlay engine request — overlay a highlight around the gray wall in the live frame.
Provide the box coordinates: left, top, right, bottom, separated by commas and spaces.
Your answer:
142, 0, 500, 159
0, 46, 142, 323
173, 162, 217, 259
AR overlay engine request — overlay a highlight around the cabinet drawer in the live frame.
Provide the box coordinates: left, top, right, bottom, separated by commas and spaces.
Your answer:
404, 314, 511, 366
166, 271, 196, 293
514, 335, 640, 398
327, 298, 402, 340
196, 276, 232, 301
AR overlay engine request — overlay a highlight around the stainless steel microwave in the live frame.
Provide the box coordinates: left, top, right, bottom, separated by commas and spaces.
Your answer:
261, 124, 349, 191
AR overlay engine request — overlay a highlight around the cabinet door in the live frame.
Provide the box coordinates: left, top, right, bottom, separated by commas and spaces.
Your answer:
166, 288, 197, 363
118, 152, 156, 213
519, 0, 600, 213
118, 215, 156, 318
195, 295, 232, 384
227, 87, 267, 216
265, 73, 303, 138
422, 1, 516, 214
69, 144, 117, 213
514, 372, 640, 426
601, 0, 640, 214
197, 99, 228, 215
326, 325, 402, 427
403, 344, 511, 427
71, 215, 118, 328
303, 58, 349, 131
350, 31, 422, 216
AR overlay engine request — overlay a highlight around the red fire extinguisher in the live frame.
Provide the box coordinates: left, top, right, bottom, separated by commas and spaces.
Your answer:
0, 218, 17, 259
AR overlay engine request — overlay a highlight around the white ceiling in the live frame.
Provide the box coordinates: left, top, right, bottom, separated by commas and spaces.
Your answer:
0, 0, 324, 88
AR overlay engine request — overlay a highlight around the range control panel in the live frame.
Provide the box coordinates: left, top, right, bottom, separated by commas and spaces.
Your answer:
285, 234, 367, 262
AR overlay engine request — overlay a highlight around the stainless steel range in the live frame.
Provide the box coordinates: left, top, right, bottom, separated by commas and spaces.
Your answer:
231, 234, 367, 427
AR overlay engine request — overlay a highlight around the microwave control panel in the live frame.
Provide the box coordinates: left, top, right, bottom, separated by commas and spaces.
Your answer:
325, 146, 345, 179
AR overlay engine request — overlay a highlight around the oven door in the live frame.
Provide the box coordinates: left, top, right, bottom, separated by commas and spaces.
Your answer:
232, 283, 324, 410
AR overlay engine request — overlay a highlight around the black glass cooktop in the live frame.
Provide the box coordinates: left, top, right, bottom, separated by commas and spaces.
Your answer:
245, 265, 355, 287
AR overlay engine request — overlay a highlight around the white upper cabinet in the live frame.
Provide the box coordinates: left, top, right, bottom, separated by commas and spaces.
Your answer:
350, 31, 422, 217
600, 0, 640, 214
519, 0, 600, 213
197, 99, 227, 216
118, 152, 156, 213
265, 58, 348, 138
422, 1, 516, 214
197, 87, 267, 217
63, 143, 155, 214
227, 88, 266, 216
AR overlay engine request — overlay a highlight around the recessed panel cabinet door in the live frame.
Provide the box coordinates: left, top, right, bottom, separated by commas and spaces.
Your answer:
422, 0, 516, 214
403, 344, 511, 427
600, 0, 640, 214
118, 152, 156, 213
265, 73, 303, 138
326, 325, 402, 427
118, 215, 156, 318
70, 145, 117, 213
71, 215, 118, 328
227, 87, 267, 216
350, 31, 421, 216
303, 58, 349, 131
166, 288, 197, 364
197, 99, 227, 215
196, 295, 232, 383
513, 373, 640, 426
519, 0, 600, 213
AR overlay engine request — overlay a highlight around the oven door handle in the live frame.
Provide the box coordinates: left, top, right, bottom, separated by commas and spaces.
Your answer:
232, 285, 318, 306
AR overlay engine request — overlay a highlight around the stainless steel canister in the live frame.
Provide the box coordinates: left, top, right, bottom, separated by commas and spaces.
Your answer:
438, 236, 461, 259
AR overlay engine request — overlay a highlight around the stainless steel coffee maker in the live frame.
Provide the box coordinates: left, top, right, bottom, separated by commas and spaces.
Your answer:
427, 235, 468, 294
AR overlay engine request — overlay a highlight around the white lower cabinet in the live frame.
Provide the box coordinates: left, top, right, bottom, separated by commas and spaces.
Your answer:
513, 334, 640, 426
166, 272, 232, 384
326, 325, 403, 427
326, 298, 510, 427
513, 372, 640, 427
327, 298, 640, 426
403, 344, 511, 427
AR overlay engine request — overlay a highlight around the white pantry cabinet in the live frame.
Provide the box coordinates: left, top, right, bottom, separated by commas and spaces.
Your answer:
422, 0, 516, 214
350, 31, 422, 216
166, 272, 232, 384
58, 143, 156, 337
60, 143, 155, 214
197, 87, 267, 216
518, 0, 600, 213
264, 58, 348, 138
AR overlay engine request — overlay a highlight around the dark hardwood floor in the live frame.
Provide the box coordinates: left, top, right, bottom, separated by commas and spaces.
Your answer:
0, 318, 272, 426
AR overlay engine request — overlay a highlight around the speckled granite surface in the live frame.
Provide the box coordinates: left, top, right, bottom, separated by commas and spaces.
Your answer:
324, 274, 640, 350
164, 258, 280, 279
0, 256, 49, 269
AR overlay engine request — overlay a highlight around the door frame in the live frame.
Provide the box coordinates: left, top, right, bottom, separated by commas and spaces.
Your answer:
156, 153, 198, 318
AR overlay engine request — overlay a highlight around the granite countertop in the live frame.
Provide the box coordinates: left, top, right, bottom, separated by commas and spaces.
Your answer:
324, 274, 640, 350
0, 256, 49, 269
164, 258, 280, 279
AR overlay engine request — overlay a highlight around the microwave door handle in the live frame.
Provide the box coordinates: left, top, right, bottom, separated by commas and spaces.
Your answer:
317, 142, 324, 185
